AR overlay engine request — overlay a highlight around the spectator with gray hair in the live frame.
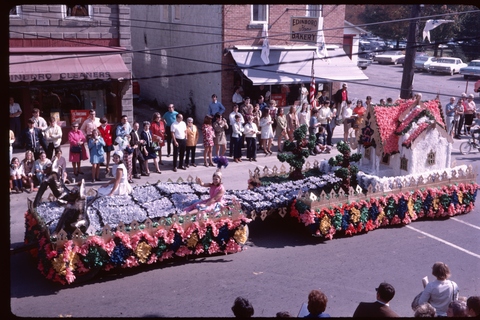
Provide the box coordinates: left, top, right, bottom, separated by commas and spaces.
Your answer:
185, 117, 199, 168
414, 303, 436, 317
447, 300, 468, 317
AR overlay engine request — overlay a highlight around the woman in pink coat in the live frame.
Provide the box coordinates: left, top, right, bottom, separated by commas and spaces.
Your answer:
68, 122, 89, 176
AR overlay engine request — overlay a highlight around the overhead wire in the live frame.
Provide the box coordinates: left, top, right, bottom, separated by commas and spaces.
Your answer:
9, 6, 480, 97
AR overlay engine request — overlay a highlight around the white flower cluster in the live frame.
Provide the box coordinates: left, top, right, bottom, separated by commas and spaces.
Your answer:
357, 165, 469, 191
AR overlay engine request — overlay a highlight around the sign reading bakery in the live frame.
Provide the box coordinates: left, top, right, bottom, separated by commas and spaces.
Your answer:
290, 17, 319, 43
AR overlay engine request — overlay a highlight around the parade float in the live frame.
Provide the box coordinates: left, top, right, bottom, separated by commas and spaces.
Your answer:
24, 97, 478, 285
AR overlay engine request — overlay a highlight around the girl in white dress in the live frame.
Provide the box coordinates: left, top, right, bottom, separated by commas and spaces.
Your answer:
98, 150, 132, 196
259, 108, 274, 155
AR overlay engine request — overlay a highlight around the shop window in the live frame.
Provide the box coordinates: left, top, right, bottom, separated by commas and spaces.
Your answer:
10, 6, 21, 17
400, 155, 408, 171
66, 5, 90, 18
427, 150, 436, 166
306, 5, 322, 17
251, 5, 268, 24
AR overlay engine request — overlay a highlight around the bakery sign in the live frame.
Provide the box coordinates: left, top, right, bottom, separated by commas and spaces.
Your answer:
290, 17, 319, 43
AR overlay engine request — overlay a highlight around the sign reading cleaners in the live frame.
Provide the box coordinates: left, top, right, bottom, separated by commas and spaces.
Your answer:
10, 72, 112, 82
290, 17, 319, 43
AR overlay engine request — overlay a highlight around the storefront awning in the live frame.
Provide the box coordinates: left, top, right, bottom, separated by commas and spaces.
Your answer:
9, 48, 131, 83
229, 46, 368, 85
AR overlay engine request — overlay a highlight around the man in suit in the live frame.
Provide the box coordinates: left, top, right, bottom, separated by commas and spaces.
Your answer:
353, 282, 399, 317
22, 119, 47, 160
130, 121, 148, 179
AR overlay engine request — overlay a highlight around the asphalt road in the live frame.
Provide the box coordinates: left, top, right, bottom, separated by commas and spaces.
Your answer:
9, 63, 480, 318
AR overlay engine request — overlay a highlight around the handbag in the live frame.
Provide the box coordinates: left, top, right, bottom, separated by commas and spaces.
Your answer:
71, 145, 82, 153
411, 291, 423, 311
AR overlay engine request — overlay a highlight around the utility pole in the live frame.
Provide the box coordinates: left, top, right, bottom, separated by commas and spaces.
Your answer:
400, 5, 422, 99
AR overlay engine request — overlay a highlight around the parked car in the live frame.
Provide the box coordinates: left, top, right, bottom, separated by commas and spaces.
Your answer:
459, 60, 480, 79
374, 50, 405, 65
414, 56, 437, 72
357, 58, 372, 70
359, 50, 375, 60
427, 57, 468, 76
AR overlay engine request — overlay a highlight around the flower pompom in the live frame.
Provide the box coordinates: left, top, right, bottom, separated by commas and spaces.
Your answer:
213, 156, 229, 169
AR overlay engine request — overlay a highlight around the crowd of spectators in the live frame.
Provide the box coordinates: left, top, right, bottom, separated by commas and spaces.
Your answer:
229, 261, 479, 318
9, 88, 478, 195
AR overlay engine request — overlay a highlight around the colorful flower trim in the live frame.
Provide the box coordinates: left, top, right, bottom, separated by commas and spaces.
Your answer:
291, 183, 478, 239
25, 210, 250, 285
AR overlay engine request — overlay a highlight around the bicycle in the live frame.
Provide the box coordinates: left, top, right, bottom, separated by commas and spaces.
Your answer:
459, 134, 480, 155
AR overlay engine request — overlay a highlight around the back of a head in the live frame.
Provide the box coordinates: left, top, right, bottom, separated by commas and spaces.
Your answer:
232, 296, 254, 318
377, 282, 395, 302
467, 296, 480, 316
307, 290, 328, 316
431, 262, 450, 280
414, 303, 436, 317
448, 300, 468, 317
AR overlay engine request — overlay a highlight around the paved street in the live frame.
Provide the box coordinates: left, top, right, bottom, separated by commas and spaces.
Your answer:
9, 63, 480, 317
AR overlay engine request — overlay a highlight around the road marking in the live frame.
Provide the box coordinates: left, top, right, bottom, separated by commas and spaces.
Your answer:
451, 217, 480, 231
406, 225, 480, 259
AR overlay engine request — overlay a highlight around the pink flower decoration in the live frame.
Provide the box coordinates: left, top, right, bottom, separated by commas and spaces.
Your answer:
175, 245, 192, 257
161, 250, 174, 261
65, 269, 76, 284
123, 256, 139, 268
300, 210, 315, 226
208, 241, 220, 254
148, 254, 158, 264
194, 244, 204, 255
225, 239, 242, 253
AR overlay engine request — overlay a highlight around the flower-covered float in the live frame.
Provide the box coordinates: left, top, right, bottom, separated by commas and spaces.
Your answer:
25, 177, 251, 285
246, 97, 478, 238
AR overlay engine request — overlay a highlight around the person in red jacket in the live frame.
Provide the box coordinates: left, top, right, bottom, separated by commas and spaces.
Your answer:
98, 117, 114, 178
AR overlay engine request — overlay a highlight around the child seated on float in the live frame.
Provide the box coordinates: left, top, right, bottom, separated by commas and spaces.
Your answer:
183, 171, 225, 214
314, 126, 332, 154
10, 157, 24, 194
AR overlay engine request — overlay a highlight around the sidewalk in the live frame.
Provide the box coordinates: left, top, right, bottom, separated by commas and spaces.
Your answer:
11, 124, 345, 192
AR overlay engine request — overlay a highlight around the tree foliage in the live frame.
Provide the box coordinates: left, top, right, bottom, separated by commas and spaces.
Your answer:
277, 124, 316, 181
360, 5, 410, 42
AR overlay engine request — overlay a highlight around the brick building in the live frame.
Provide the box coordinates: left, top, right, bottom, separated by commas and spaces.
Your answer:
130, 5, 366, 122
9, 4, 134, 138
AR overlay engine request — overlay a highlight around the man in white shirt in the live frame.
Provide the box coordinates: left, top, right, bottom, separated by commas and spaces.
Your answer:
9, 97, 22, 146
170, 114, 187, 172
31, 108, 48, 132
232, 86, 244, 109
228, 104, 244, 157
80, 109, 100, 139
45, 116, 63, 160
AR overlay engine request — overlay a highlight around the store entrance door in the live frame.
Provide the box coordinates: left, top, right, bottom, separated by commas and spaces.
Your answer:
81, 89, 106, 119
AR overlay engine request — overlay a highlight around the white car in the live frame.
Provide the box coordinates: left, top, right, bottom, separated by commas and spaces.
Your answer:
414, 56, 436, 72
374, 50, 405, 65
427, 57, 467, 76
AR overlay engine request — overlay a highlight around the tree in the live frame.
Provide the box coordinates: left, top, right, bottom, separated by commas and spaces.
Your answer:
360, 5, 410, 45
328, 141, 361, 193
277, 124, 316, 181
